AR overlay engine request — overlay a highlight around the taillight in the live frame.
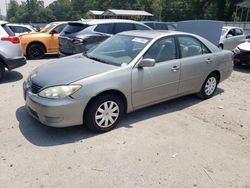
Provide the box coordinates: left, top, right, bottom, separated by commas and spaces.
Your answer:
1, 36, 20, 44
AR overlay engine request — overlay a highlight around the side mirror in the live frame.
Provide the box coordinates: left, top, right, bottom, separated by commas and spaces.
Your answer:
137, 58, 156, 68
226, 34, 233, 38
50, 30, 58, 35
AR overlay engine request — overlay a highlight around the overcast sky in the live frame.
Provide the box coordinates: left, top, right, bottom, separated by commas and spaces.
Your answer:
0, 0, 55, 16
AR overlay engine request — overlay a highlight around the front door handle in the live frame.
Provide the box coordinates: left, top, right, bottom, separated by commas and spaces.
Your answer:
206, 58, 212, 64
171, 65, 180, 72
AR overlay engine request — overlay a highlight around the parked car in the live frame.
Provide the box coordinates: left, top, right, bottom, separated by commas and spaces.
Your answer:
219, 26, 246, 50
142, 21, 176, 31
7, 23, 37, 34
233, 40, 250, 66
20, 21, 67, 59
0, 21, 26, 81
59, 19, 151, 55
23, 30, 233, 132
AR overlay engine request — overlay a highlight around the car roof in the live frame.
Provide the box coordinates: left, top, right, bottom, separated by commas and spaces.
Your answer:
7, 23, 31, 27
51, 21, 68, 25
142, 21, 172, 24
69, 19, 147, 25
223, 26, 243, 30
0, 20, 8, 25
118, 30, 187, 39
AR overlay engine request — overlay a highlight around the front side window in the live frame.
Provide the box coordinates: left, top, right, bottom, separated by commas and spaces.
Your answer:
134, 24, 149, 30
144, 37, 176, 62
178, 36, 210, 58
40, 23, 56, 33
114, 23, 135, 34
86, 35, 150, 66
53, 24, 66, 34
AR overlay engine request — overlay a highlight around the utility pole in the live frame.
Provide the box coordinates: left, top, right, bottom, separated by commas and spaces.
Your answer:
5, 0, 8, 16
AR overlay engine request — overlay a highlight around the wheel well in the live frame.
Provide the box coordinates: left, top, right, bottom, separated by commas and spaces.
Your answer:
26, 42, 46, 54
0, 56, 8, 70
210, 70, 221, 83
84, 90, 128, 117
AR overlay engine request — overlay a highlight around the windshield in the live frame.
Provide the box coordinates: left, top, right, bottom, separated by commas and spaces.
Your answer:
40, 23, 56, 33
221, 28, 228, 36
86, 35, 150, 66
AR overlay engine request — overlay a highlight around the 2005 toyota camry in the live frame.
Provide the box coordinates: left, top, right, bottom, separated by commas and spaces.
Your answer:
23, 30, 233, 132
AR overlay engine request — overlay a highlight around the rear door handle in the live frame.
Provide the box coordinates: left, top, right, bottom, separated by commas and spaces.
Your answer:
171, 65, 180, 72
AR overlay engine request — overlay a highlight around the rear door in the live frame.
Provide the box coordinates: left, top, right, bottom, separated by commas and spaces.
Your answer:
132, 37, 181, 108
177, 35, 213, 94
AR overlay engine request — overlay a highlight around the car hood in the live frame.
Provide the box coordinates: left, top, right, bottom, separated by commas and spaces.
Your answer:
31, 54, 118, 87
237, 41, 250, 51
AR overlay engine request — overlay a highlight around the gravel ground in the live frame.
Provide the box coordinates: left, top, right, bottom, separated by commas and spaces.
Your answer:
0, 57, 250, 188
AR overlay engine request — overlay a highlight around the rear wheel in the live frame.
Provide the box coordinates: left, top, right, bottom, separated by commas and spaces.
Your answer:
27, 43, 45, 59
0, 63, 5, 82
84, 94, 124, 133
197, 73, 218, 99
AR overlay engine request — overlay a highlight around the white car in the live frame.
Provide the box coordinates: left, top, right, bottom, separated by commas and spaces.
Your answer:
219, 26, 246, 50
7, 23, 36, 34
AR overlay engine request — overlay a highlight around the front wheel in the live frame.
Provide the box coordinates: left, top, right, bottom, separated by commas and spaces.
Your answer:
84, 94, 124, 133
197, 73, 218, 99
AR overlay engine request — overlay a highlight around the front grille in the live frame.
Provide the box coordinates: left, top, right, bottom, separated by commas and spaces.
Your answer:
31, 82, 42, 94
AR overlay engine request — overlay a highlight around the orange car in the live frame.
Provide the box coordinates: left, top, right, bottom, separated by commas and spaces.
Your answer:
20, 22, 67, 59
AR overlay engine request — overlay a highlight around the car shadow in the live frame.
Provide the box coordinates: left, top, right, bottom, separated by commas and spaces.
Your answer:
1, 71, 23, 84
234, 64, 250, 73
17, 88, 224, 147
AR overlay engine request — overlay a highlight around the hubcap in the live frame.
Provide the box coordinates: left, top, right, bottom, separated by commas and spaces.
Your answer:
95, 101, 119, 128
31, 47, 41, 57
205, 77, 217, 96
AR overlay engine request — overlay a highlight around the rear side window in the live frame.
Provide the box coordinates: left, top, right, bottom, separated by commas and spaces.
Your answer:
134, 24, 149, 30
62, 23, 89, 34
235, 28, 243, 36
178, 36, 210, 58
2, 24, 14, 36
114, 23, 135, 34
9, 26, 30, 33
94, 23, 114, 34
155, 23, 168, 30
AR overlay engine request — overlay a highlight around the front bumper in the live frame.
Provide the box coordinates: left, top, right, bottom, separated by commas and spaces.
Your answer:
23, 81, 89, 128
234, 52, 250, 64
5, 56, 26, 70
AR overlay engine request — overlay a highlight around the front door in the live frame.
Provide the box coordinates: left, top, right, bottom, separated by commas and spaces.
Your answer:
132, 37, 181, 109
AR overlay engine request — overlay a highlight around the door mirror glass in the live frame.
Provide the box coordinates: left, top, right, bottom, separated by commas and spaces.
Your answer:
138, 58, 156, 68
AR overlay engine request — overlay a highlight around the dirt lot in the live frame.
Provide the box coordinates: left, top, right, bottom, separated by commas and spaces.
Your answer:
0, 58, 250, 188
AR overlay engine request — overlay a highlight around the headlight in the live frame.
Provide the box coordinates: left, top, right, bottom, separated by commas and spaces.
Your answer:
38, 85, 81, 99
233, 47, 241, 54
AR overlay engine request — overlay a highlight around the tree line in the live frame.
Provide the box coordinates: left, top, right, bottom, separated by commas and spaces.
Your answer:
6, 0, 243, 23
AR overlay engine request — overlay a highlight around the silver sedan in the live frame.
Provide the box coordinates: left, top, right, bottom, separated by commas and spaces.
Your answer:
23, 30, 233, 132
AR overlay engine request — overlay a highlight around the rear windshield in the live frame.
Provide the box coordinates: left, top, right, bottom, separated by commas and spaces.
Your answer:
2, 24, 15, 36
62, 23, 89, 35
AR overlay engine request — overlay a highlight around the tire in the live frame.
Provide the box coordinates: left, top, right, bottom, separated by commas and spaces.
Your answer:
218, 44, 223, 50
197, 73, 219, 99
0, 63, 5, 82
84, 94, 124, 133
27, 43, 45, 60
